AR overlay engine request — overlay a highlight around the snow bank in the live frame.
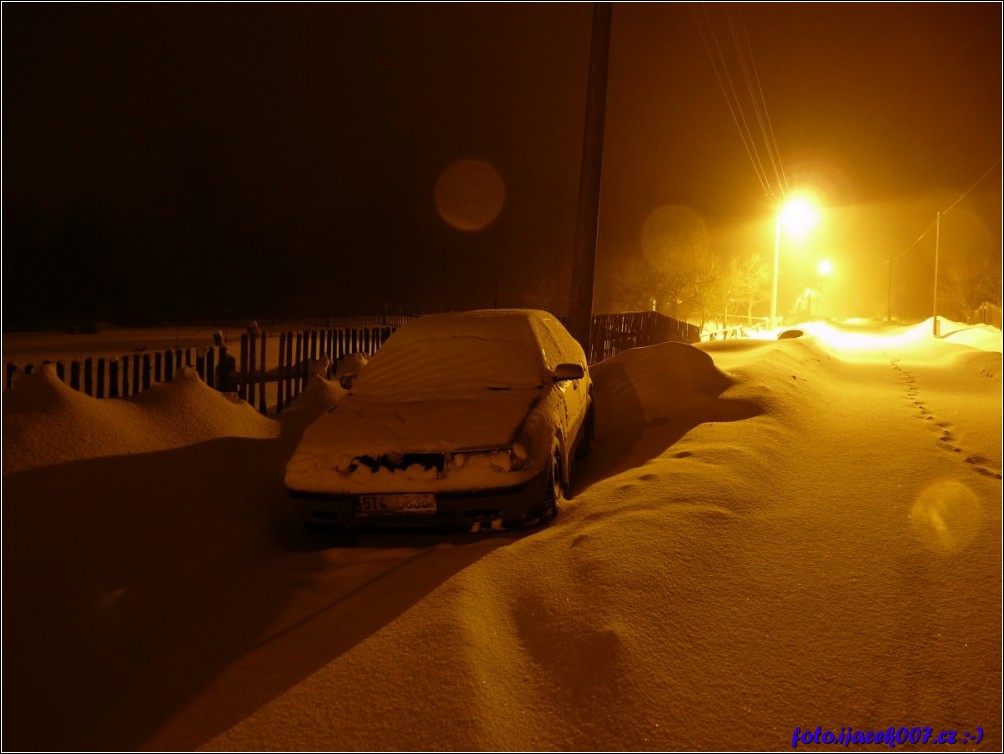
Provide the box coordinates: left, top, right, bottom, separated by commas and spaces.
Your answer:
939, 322, 1003, 353
585, 340, 762, 481
203, 327, 1001, 751
2, 364, 280, 473
3, 322, 1000, 751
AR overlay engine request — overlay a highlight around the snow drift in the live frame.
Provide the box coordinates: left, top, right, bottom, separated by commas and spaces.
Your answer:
3, 365, 279, 473
1, 319, 1000, 751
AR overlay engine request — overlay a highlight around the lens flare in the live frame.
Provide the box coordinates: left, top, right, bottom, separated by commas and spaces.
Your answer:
434, 159, 506, 232
640, 205, 710, 266
910, 480, 983, 555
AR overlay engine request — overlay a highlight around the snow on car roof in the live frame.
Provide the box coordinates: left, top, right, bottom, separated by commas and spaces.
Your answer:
352, 310, 562, 402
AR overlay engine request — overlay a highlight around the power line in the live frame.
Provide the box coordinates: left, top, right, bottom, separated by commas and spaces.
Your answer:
882, 158, 1002, 267
941, 158, 1001, 216
884, 219, 938, 266
691, 3, 774, 197
728, 4, 788, 196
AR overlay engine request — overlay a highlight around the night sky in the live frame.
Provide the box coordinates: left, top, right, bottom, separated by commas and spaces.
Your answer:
3, 2, 1001, 330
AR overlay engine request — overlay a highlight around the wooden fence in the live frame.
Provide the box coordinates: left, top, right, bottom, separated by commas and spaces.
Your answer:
702, 316, 770, 342
6, 313, 707, 408
972, 301, 1002, 330
4, 346, 227, 400
588, 311, 701, 363
5, 324, 396, 414
234, 325, 395, 413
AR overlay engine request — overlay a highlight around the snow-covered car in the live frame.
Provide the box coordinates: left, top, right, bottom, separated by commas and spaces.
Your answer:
285, 309, 594, 531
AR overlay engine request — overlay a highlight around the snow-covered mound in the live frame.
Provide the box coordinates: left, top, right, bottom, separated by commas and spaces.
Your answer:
797, 317, 1002, 358
2, 322, 1000, 751
584, 340, 762, 480
939, 321, 1003, 352
200, 329, 1000, 752
2, 365, 280, 473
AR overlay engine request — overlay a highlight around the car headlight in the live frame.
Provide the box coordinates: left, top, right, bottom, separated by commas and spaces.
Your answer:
451, 443, 529, 473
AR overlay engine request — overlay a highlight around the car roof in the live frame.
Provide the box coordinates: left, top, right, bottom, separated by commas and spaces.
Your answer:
393, 310, 585, 369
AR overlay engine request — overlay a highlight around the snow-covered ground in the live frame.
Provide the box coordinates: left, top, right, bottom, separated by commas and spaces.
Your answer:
2, 318, 1001, 751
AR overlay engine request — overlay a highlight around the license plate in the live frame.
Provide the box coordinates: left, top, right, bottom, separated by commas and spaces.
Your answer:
357, 494, 437, 516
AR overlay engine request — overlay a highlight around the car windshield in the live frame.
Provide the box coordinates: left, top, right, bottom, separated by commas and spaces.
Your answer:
352, 315, 548, 402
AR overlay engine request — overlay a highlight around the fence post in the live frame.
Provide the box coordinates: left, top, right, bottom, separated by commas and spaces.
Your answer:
164, 349, 175, 382
284, 330, 294, 405
70, 361, 81, 391
96, 358, 106, 398
301, 331, 310, 390
247, 331, 257, 405
239, 333, 249, 401
294, 331, 304, 399
277, 332, 287, 413
84, 357, 94, 396
5, 363, 16, 389
258, 330, 267, 413
121, 356, 131, 397
109, 358, 120, 398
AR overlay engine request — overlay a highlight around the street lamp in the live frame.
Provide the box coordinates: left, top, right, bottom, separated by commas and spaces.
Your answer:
770, 195, 819, 329
805, 259, 833, 319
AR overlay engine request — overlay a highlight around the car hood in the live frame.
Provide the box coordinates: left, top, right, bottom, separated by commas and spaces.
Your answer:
291, 388, 542, 464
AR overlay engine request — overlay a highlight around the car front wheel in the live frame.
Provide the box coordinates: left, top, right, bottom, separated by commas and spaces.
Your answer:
514, 444, 565, 529
543, 445, 566, 520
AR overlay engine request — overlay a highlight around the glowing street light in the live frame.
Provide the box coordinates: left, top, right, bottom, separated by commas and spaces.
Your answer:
816, 258, 833, 277
770, 195, 819, 329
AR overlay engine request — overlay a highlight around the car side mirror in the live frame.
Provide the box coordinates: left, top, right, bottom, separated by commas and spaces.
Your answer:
553, 363, 585, 382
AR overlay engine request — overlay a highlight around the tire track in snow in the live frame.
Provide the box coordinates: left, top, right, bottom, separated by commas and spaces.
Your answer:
890, 357, 1002, 480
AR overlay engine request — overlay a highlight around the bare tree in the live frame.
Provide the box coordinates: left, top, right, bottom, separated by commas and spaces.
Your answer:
604, 254, 660, 313
940, 258, 995, 323
596, 209, 774, 329
732, 253, 770, 322
638, 206, 713, 320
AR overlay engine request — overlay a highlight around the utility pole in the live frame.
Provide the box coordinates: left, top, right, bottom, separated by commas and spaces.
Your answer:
770, 213, 781, 329
568, 2, 612, 356
886, 257, 893, 322
932, 210, 941, 337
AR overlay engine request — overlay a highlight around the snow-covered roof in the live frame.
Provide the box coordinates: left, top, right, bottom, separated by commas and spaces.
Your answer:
352, 309, 575, 402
